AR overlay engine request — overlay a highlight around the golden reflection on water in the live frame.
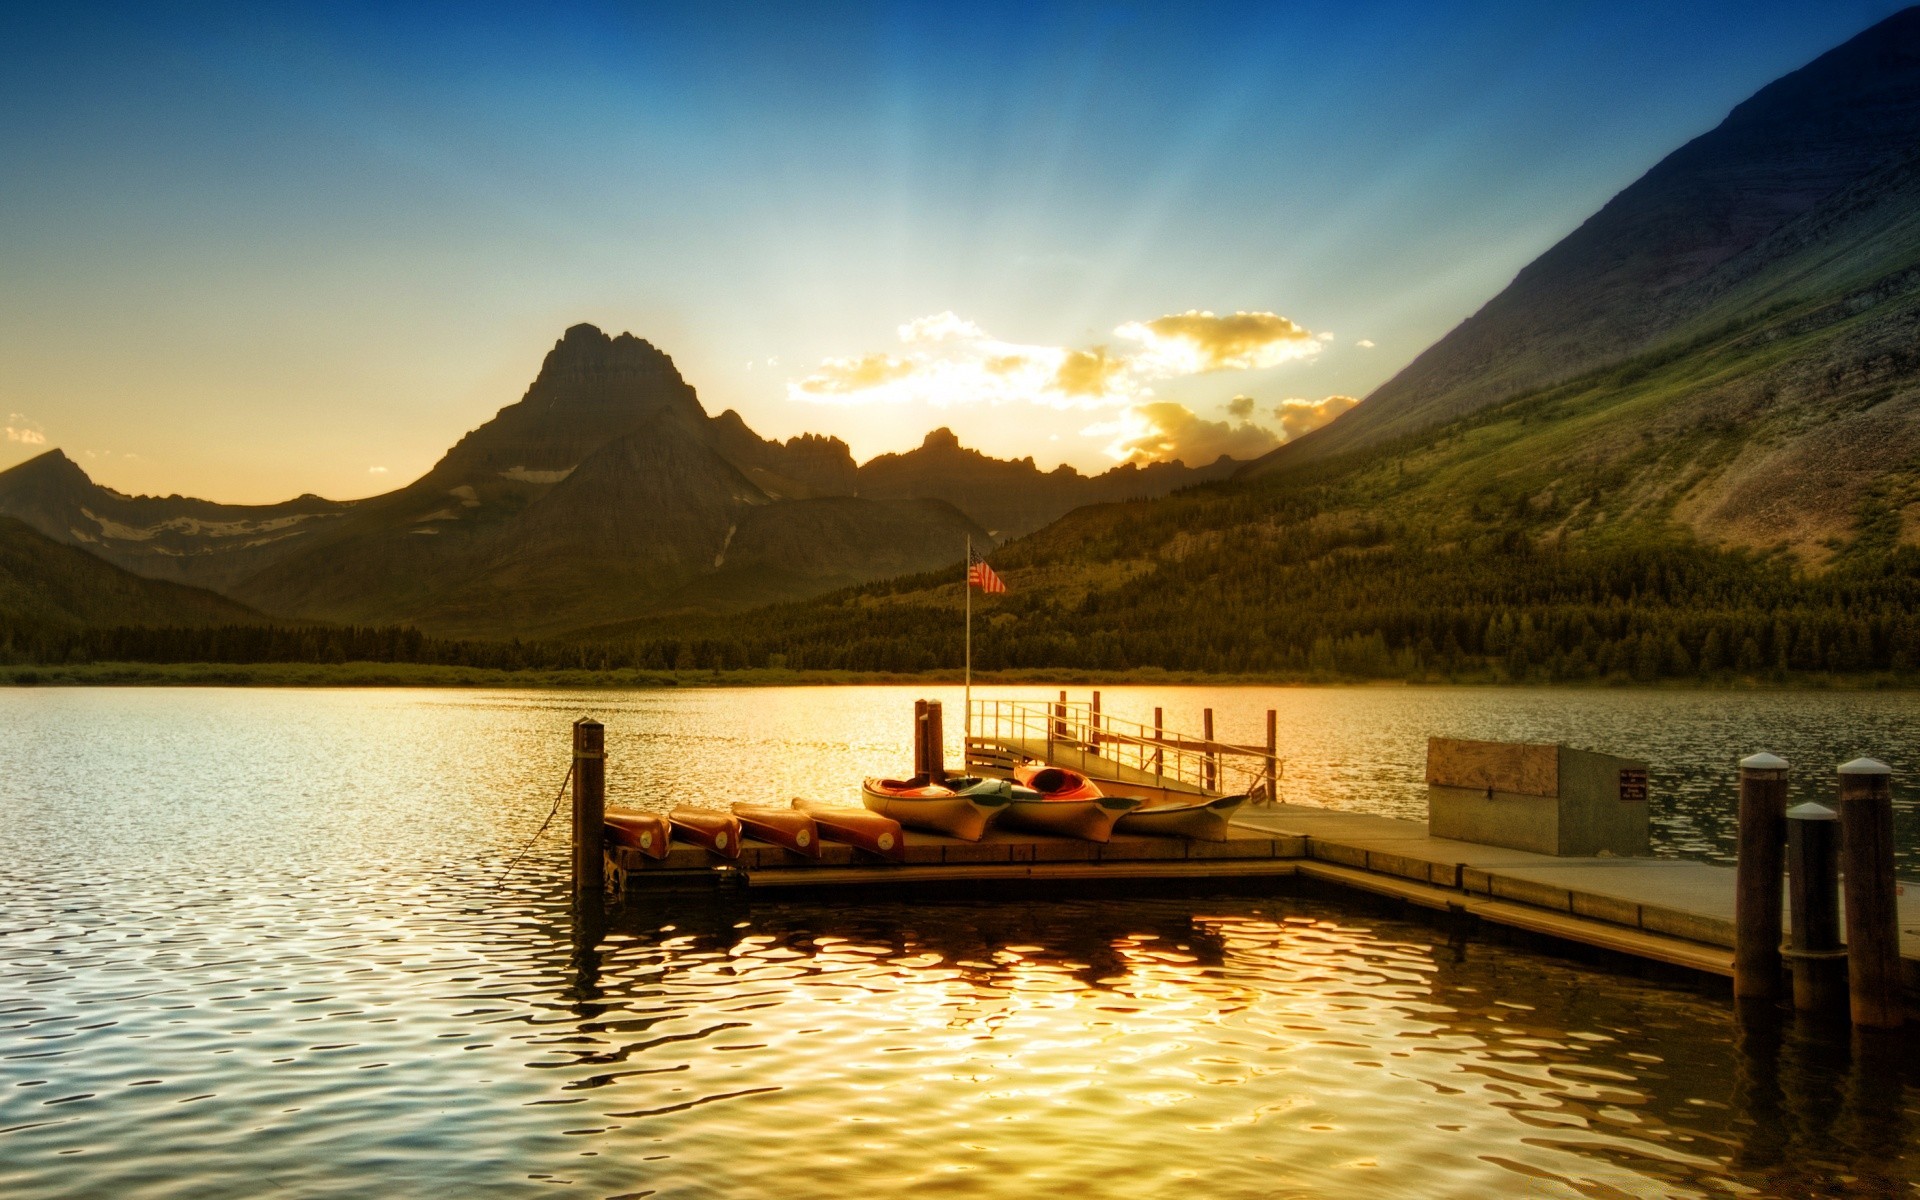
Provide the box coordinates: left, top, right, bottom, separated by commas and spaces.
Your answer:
3, 686, 1920, 1198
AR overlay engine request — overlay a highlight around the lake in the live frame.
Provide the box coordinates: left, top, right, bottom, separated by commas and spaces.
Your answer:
4, 684, 1919, 1197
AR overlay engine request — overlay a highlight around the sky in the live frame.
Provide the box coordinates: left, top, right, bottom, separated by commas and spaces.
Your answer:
0, 1, 1910, 503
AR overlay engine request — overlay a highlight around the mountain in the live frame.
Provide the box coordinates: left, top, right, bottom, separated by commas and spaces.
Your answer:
0, 449, 353, 591
1254, 6, 1920, 480
224, 324, 986, 636
855, 428, 1239, 538
0, 515, 264, 640
642, 11, 1920, 681
5, 322, 1244, 638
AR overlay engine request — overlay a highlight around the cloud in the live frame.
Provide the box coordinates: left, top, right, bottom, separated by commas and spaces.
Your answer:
788, 308, 1323, 412
369, 466, 389, 475
1053, 347, 1125, 397
1086, 401, 1280, 465
794, 352, 917, 396
1115, 310, 1321, 374
4, 413, 46, 446
1226, 395, 1256, 419
1355, 339, 1375, 348
1273, 395, 1360, 441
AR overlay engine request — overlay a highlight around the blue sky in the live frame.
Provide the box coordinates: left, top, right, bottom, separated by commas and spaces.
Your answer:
0, 1, 1908, 500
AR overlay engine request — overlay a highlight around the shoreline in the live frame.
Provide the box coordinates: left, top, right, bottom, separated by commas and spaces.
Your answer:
6, 660, 1920, 690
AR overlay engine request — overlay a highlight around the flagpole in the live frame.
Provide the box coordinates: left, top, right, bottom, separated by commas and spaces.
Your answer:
964, 533, 972, 742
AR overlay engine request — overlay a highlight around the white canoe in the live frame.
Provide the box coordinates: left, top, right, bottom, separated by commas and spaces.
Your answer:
1114, 794, 1247, 842
996, 795, 1141, 842
861, 779, 1010, 841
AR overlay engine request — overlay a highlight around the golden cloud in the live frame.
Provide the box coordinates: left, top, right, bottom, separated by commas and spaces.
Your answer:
1115, 310, 1320, 373
1053, 347, 1125, 397
4, 413, 46, 445
1087, 401, 1280, 465
1273, 395, 1360, 441
795, 353, 917, 396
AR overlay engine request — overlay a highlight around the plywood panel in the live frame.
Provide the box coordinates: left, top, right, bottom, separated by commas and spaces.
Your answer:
1427, 737, 1559, 797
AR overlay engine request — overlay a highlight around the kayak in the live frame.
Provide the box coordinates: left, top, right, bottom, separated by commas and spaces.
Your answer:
669, 806, 742, 859
997, 793, 1142, 842
732, 804, 820, 858
792, 797, 907, 862
861, 775, 1011, 841
1114, 794, 1248, 842
604, 808, 670, 860
1012, 763, 1105, 801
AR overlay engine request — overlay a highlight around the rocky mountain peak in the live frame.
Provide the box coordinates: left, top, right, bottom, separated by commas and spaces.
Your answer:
529, 323, 687, 397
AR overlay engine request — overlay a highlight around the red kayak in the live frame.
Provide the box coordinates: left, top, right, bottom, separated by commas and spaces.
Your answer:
732, 804, 821, 858
793, 798, 906, 862
604, 808, 671, 860
670, 806, 742, 860
1013, 763, 1105, 801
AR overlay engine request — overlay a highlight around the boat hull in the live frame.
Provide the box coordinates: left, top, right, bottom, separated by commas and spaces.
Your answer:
996, 796, 1140, 842
1114, 794, 1247, 842
732, 804, 820, 858
669, 806, 742, 859
860, 779, 1008, 841
604, 808, 671, 860
793, 798, 906, 862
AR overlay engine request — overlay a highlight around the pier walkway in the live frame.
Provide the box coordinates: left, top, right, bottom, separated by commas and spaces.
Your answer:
1235, 804, 1920, 990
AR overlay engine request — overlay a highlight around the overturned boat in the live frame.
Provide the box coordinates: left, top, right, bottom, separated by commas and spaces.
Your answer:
793, 797, 907, 862
604, 808, 671, 860
732, 804, 820, 858
669, 806, 741, 859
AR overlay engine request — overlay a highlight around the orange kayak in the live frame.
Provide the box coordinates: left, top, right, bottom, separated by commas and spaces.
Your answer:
1013, 763, 1104, 801
604, 808, 671, 860
793, 798, 906, 862
669, 806, 742, 860
732, 804, 821, 858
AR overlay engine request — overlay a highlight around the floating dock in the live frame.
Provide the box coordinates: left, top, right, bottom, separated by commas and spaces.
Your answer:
572, 703, 1920, 1006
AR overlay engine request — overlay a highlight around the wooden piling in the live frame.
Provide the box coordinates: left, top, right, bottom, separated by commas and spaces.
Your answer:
912, 699, 929, 778
1090, 691, 1102, 754
1786, 800, 1846, 1018
572, 719, 605, 901
1055, 690, 1067, 740
1264, 710, 1279, 804
925, 700, 946, 783
1838, 758, 1902, 1028
1153, 707, 1165, 780
1203, 708, 1217, 793
1733, 752, 1789, 1001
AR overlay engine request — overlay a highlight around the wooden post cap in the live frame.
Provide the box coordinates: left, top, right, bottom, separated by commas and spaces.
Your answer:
1739, 752, 1788, 771
1838, 758, 1892, 776
1786, 802, 1839, 821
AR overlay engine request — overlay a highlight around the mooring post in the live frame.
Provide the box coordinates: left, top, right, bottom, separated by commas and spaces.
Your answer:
1153, 706, 1165, 781
1264, 710, 1279, 804
1734, 752, 1790, 1002
571, 719, 605, 902
926, 699, 947, 783
1838, 758, 1902, 1029
1785, 800, 1846, 1018
1202, 708, 1217, 793
912, 699, 929, 778
1055, 690, 1067, 740
1089, 690, 1102, 754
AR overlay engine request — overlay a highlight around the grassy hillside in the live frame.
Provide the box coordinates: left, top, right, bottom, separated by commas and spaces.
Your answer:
0, 516, 267, 655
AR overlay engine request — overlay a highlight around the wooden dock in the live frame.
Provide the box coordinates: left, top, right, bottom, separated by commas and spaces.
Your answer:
602, 799, 1920, 998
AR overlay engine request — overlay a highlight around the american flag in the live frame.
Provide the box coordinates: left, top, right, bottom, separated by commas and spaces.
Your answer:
968, 547, 1006, 593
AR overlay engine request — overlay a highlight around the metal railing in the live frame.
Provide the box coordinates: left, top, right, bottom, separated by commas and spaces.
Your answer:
966, 694, 1282, 802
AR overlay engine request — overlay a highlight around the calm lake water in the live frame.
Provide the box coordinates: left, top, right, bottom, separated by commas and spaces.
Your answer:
5, 684, 1920, 1197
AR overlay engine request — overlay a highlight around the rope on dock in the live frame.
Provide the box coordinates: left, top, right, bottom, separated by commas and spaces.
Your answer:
495, 760, 575, 884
